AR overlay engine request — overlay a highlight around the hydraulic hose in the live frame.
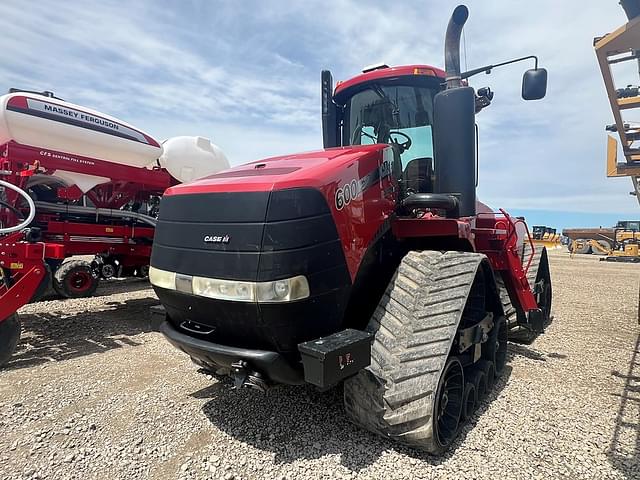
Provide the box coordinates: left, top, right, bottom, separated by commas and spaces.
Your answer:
34, 201, 157, 227
0, 179, 36, 234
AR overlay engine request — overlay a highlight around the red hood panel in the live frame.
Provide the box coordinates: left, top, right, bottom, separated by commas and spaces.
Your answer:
165, 144, 388, 195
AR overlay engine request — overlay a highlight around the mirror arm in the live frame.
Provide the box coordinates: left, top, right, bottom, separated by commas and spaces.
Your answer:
461, 55, 539, 80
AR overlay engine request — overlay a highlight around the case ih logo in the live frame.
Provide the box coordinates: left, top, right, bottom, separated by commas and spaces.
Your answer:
203, 235, 230, 244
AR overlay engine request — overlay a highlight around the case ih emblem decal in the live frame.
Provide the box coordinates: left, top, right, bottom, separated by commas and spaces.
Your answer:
203, 235, 230, 244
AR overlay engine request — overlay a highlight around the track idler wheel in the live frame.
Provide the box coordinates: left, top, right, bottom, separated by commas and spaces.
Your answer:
0, 313, 21, 367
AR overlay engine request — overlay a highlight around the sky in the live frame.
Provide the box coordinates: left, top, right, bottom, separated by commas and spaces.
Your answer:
0, 0, 638, 228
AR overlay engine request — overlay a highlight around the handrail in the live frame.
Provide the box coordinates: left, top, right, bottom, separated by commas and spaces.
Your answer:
499, 208, 536, 275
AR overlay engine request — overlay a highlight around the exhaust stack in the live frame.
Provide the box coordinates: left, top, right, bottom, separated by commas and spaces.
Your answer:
434, 4, 476, 217
444, 5, 469, 89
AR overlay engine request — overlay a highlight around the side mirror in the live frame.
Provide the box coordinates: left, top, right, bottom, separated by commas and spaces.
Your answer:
522, 68, 547, 100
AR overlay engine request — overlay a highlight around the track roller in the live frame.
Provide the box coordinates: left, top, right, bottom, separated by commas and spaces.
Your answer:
477, 359, 496, 392
461, 381, 477, 421
470, 368, 487, 400
487, 316, 508, 375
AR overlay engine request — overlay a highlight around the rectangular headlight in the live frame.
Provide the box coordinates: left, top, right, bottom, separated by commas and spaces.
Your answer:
256, 276, 310, 303
149, 266, 176, 290
150, 266, 310, 303
192, 276, 256, 302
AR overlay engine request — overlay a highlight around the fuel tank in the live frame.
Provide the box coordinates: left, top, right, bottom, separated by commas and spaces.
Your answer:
150, 144, 397, 354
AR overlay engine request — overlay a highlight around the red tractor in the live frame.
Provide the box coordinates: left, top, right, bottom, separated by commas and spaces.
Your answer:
149, 5, 551, 452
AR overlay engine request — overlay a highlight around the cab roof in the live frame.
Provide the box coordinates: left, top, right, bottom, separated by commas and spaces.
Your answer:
334, 64, 446, 97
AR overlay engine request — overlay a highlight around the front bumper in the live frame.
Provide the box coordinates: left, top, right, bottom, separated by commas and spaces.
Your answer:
151, 304, 373, 389
157, 317, 305, 385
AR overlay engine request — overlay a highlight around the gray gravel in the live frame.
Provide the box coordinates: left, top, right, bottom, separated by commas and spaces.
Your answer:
1, 250, 639, 479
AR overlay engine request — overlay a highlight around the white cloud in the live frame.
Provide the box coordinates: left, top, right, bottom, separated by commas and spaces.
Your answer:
0, 0, 637, 217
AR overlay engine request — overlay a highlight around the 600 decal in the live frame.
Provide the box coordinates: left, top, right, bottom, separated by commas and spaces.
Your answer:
335, 180, 360, 210
335, 152, 396, 210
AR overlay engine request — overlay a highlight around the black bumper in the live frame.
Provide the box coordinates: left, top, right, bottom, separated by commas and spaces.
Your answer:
158, 319, 305, 385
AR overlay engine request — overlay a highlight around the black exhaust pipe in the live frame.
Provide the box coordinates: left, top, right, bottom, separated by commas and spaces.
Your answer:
433, 4, 476, 217
444, 5, 469, 89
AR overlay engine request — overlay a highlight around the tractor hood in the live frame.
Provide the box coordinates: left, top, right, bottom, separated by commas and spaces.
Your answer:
163, 144, 389, 197
150, 145, 394, 354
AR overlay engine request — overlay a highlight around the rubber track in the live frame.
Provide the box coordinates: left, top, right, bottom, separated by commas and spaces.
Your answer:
523, 242, 542, 290
508, 243, 548, 342
495, 273, 517, 327
343, 250, 485, 453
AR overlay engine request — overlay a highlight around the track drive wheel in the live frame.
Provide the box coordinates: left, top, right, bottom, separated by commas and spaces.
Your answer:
0, 313, 21, 367
53, 260, 99, 299
343, 250, 488, 454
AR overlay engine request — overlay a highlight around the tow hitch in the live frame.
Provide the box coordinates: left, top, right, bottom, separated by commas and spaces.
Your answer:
230, 360, 269, 393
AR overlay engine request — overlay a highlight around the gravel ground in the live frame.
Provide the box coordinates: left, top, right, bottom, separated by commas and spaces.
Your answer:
1, 250, 639, 480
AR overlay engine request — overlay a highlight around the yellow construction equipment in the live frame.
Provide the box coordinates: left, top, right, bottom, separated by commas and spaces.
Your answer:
569, 228, 640, 262
595, 0, 640, 201
595, 0, 640, 321
563, 220, 640, 254
531, 225, 562, 249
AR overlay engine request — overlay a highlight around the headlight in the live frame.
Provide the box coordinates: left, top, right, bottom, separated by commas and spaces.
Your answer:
149, 266, 309, 303
149, 266, 176, 290
255, 276, 310, 302
192, 276, 255, 302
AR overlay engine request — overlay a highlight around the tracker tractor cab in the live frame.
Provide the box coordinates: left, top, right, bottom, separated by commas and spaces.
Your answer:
150, 5, 552, 453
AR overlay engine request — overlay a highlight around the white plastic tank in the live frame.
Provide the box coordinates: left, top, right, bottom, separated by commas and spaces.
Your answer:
0, 91, 162, 167
159, 136, 230, 183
